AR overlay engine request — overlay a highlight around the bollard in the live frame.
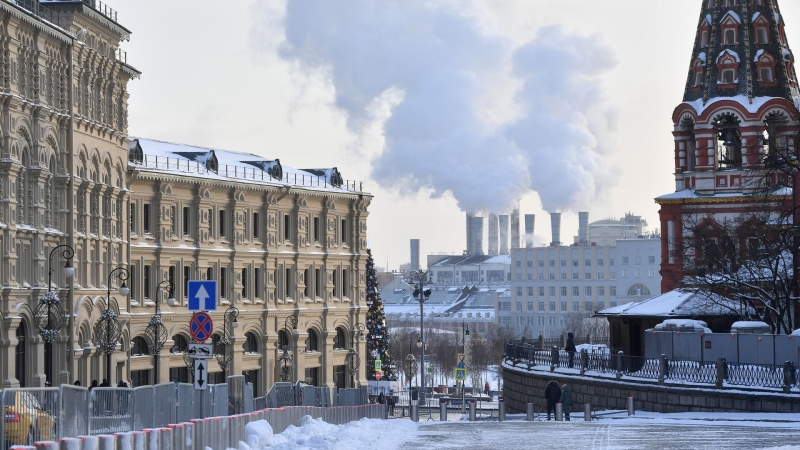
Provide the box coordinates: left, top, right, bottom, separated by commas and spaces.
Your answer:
498, 402, 506, 422
550, 346, 559, 372
411, 401, 419, 422
616, 351, 624, 380
584, 403, 592, 422
555, 403, 563, 421
715, 357, 726, 388
526, 403, 535, 421
114, 432, 134, 450
60, 438, 82, 450
33, 442, 58, 450
627, 396, 635, 416
440, 402, 447, 422
9, 447, 36, 450
98, 435, 116, 450
469, 402, 477, 421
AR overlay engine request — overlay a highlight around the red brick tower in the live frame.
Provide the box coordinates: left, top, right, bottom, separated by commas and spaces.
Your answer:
657, 0, 800, 291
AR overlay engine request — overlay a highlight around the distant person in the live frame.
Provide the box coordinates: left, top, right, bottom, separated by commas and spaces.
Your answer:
484, 381, 490, 396
100, 378, 110, 387
560, 384, 572, 421
544, 380, 561, 420
117, 380, 129, 415
90, 380, 98, 391
387, 394, 395, 416
378, 392, 385, 405
566, 333, 577, 369
74, 380, 81, 387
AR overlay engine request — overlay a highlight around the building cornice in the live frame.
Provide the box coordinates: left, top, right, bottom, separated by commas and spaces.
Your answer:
1, 1, 73, 43
655, 193, 789, 205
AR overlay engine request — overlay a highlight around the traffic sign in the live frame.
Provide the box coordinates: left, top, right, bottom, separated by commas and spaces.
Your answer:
190, 312, 213, 342
188, 343, 213, 359
457, 360, 466, 369
375, 359, 382, 372
188, 280, 217, 311
375, 371, 382, 380
194, 359, 208, 390
454, 367, 467, 381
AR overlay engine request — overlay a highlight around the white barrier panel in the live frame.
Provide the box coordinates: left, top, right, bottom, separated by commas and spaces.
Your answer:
59, 438, 82, 450
33, 442, 58, 450
143, 429, 160, 450
97, 435, 116, 450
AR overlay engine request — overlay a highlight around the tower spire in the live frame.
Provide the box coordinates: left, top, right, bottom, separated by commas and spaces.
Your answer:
684, 0, 800, 107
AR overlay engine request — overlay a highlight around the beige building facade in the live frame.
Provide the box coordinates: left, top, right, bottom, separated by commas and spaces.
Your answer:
0, 1, 370, 395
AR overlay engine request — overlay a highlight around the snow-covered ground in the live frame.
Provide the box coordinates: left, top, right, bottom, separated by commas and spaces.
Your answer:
234, 413, 800, 449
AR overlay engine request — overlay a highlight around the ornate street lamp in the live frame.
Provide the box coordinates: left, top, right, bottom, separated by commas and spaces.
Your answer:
94, 267, 128, 383
405, 354, 417, 391
345, 323, 365, 387
35, 244, 74, 385
410, 270, 431, 398
145, 280, 174, 384
215, 306, 239, 378
279, 315, 298, 382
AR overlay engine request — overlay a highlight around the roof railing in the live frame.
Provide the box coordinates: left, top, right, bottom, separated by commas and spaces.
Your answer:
133, 153, 364, 193
83, 0, 118, 22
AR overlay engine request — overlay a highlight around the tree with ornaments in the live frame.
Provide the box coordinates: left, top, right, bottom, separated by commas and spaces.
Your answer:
365, 249, 395, 381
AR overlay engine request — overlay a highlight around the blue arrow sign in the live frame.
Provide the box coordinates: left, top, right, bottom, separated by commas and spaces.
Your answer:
188, 280, 217, 311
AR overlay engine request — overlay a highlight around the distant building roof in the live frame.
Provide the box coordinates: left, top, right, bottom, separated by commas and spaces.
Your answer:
596, 289, 739, 318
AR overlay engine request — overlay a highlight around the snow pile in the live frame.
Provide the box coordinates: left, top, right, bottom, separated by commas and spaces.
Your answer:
235, 416, 417, 450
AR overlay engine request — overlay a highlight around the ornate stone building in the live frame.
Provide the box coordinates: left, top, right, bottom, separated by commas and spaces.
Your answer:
126, 138, 370, 394
0, 1, 371, 395
658, 0, 800, 291
0, 0, 138, 389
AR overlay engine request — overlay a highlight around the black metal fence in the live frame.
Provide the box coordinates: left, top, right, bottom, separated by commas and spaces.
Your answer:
504, 340, 800, 392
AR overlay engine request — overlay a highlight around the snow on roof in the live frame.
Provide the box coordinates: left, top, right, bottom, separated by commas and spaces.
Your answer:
752, 12, 762, 22
731, 321, 770, 328
720, 10, 741, 24
597, 289, 736, 317
698, 52, 707, 65
716, 49, 740, 64
681, 95, 781, 116
754, 49, 766, 62
705, 14, 712, 25
653, 319, 712, 333
657, 186, 792, 201
131, 138, 366, 194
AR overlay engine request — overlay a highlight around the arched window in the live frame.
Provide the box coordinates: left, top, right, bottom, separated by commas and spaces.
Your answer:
18, 149, 28, 225
243, 332, 259, 353
305, 329, 319, 352
132, 336, 150, 356
715, 114, 742, 168
333, 327, 347, 350
278, 329, 291, 350
15, 321, 27, 387
626, 284, 651, 297
170, 335, 189, 354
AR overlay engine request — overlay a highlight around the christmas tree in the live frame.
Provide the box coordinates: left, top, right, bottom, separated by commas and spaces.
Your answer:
365, 249, 395, 381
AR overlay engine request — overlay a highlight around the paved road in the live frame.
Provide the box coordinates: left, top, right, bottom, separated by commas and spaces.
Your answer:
399, 421, 800, 450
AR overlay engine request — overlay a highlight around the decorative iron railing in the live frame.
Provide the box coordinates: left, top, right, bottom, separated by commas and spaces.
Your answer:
503, 340, 800, 391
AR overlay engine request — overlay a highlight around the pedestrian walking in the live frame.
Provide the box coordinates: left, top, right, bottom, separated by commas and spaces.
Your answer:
566, 332, 577, 369
544, 380, 561, 420
484, 381, 490, 396
117, 380, 129, 415
378, 392, 385, 405
560, 384, 572, 421
387, 393, 395, 416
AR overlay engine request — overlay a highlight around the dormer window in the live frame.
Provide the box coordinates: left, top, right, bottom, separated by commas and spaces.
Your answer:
752, 13, 770, 44
695, 72, 704, 86
757, 27, 768, 44
755, 50, 777, 86
701, 31, 709, 47
128, 139, 144, 164
720, 11, 741, 45
724, 29, 736, 45
716, 49, 740, 87
698, 17, 711, 48
691, 55, 706, 89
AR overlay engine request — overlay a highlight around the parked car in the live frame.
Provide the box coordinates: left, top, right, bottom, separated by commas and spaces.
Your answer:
3, 391, 56, 445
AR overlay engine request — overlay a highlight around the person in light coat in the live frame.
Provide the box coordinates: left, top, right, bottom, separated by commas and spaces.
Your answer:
559, 384, 573, 421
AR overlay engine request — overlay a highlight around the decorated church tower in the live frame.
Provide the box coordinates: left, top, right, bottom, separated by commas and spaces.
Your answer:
657, 0, 800, 291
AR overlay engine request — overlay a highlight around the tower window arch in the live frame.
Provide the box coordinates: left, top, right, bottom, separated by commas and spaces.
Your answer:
305, 329, 319, 352
626, 284, 651, 297
714, 114, 742, 169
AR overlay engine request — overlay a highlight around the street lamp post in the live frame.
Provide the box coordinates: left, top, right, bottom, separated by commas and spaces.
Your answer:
280, 316, 298, 382
409, 270, 431, 407
94, 267, 128, 384
145, 280, 174, 384
345, 323, 365, 387
35, 244, 74, 386
215, 306, 239, 379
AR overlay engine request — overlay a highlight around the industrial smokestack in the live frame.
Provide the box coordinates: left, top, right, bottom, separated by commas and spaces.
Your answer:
510, 209, 520, 249
488, 214, 499, 255
466, 213, 474, 255
550, 213, 561, 246
578, 212, 589, 245
525, 214, 535, 248
410, 239, 420, 271
473, 216, 485, 255
499, 215, 510, 255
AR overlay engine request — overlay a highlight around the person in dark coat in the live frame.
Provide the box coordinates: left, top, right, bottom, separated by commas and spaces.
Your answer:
544, 380, 561, 420
74, 380, 81, 387
559, 384, 573, 421
117, 380, 129, 415
484, 381, 490, 396
566, 332, 577, 368
378, 392, 385, 405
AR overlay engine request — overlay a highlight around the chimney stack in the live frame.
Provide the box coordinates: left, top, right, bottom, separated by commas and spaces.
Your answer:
525, 214, 535, 248
466, 213, 474, 255
510, 209, 520, 249
488, 214, 499, 255
410, 239, 420, 271
473, 216, 485, 255
550, 213, 561, 246
499, 215, 510, 255
578, 212, 589, 245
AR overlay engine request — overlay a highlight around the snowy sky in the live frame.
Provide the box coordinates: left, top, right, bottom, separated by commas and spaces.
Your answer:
117, 0, 800, 270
